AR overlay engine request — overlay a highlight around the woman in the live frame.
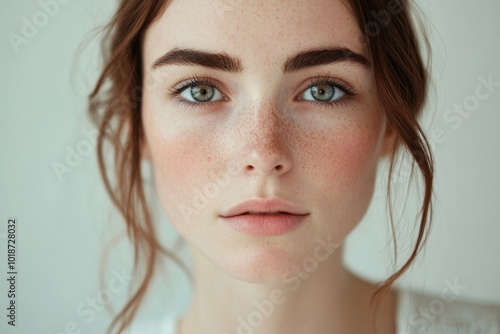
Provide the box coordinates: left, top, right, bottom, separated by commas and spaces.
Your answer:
88, 0, 441, 333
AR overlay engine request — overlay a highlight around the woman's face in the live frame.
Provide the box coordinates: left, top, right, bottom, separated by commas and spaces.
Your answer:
142, 0, 391, 282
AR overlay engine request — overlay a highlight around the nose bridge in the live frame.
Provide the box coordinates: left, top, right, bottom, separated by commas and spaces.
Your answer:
236, 99, 293, 175
242, 99, 287, 148
250, 99, 283, 136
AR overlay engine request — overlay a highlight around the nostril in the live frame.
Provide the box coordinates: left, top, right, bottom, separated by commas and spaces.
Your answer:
244, 164, 283, 172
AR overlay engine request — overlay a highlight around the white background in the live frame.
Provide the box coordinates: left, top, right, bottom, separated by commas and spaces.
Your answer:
1, 0, 499, 333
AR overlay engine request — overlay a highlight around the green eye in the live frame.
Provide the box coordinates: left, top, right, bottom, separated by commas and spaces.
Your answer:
302, 83, 346, 102
180, 83, 223, 102
190, 84, 215, 102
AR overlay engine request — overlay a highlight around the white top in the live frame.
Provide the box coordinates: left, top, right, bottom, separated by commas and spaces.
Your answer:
397, 289, 500, 333
131, 289, 500, 333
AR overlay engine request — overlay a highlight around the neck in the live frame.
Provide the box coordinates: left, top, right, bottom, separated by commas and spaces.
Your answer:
179, 245, 396, 334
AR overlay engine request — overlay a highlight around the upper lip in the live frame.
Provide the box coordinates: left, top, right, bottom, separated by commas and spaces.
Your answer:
220, 198, 309, 218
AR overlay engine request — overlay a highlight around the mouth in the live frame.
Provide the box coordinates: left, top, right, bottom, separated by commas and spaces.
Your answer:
219, 197, 309, 236
237, 211, 292, 216
220, 212, 308, 236
220, 198, 309, 218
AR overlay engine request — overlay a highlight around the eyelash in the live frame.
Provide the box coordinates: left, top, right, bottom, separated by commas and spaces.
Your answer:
167, 74, 357, 110
168, 76, 224, 110
303, 75, 356, 108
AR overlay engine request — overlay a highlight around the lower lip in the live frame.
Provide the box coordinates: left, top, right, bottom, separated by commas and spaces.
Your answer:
220, 213, 308, 236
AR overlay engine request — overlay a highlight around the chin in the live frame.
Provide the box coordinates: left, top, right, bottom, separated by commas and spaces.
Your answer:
181, 213, 349, 284
211, 242, 329, 284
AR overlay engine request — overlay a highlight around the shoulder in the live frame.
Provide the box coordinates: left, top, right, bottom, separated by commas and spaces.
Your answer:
396, 288, 500, 334
129, 311, 181, 334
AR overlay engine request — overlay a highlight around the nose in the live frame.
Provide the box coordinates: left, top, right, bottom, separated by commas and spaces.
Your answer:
237, 102, 293, 177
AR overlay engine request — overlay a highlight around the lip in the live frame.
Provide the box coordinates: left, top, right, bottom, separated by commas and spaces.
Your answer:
220, 198, 309, 218
219, 198, 309, 236
220, 213, 308, 236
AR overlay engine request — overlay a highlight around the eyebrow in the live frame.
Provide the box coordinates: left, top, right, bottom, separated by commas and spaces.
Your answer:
151, 47, 371, 73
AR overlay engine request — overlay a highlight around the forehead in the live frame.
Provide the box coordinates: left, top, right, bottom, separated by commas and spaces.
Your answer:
144, 0, 365, 67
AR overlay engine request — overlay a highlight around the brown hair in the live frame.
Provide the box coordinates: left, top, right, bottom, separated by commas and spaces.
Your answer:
87, 0, 433, 333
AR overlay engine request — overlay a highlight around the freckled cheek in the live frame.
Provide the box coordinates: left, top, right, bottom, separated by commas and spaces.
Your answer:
153, 139, 197, 187
146, 127, 216, 225
315, 129, 379, 186
308, 126, 381, 235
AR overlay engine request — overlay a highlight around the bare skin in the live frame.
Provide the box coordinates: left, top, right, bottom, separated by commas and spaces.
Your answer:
140, 0, 398, 333
177, 246, 397, 334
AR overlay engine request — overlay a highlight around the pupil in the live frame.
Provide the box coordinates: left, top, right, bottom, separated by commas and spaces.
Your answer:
312, 84, 334, 101
192, 84, 214, 102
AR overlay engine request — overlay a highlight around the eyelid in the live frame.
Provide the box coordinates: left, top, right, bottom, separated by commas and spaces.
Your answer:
297, 74, 356, 100
168, 76, 227, 100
